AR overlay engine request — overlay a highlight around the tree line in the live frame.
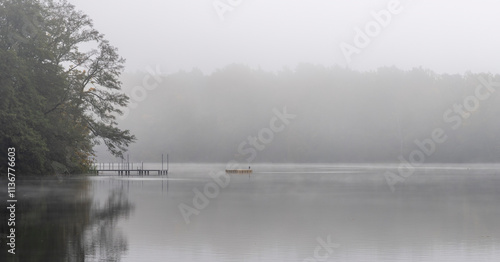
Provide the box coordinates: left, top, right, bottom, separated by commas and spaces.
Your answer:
112, 64, 500, 164
0, 0, 134, 175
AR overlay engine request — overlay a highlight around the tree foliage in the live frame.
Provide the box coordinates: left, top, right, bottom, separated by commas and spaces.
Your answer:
0, 0, 135, 175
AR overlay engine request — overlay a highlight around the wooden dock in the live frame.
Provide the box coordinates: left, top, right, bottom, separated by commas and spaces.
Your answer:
93, 154, 169, 176
94, 169, 168, 176
226, 169, 252, 174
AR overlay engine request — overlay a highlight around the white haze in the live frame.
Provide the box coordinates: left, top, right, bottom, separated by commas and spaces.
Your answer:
68, 0, 500, 75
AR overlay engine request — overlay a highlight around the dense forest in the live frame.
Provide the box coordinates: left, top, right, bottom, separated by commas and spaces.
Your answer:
106, 64, 500, 164
0, 0, 134, 175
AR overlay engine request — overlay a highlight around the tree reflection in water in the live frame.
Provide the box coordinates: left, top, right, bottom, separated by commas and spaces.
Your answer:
0, 178, 133, 262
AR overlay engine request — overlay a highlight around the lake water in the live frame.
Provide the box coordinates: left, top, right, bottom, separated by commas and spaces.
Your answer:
2, 163, 500, 261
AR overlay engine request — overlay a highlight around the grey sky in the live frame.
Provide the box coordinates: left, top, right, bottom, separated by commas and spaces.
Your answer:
68, 0, 500, 74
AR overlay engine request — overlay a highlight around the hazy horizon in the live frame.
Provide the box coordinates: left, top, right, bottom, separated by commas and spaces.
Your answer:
94, 65, 500, 163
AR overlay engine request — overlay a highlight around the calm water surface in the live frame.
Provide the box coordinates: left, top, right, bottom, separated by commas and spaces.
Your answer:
2, 163, 500, 261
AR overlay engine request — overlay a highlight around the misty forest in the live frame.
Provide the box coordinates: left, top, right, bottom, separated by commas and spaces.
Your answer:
108, 65, 500, 164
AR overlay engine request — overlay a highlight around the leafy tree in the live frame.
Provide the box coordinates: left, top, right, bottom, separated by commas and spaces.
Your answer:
0, 0, 135, 175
